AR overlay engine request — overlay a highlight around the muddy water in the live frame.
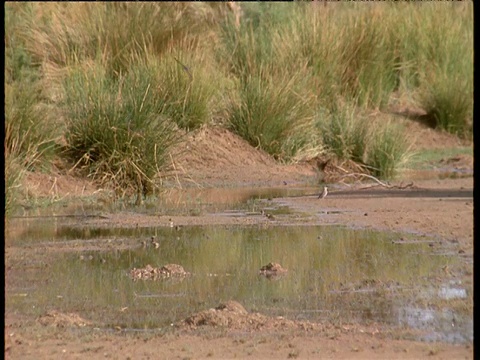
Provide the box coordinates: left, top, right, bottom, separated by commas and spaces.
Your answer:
7, 186, 318, 219
6, 212, 472, 343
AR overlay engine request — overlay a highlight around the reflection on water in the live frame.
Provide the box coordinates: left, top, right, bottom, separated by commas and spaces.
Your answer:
438, 286, 467, 300
6, 220, 472, 343
7, 186, 318, 220
397, 306, 472, 344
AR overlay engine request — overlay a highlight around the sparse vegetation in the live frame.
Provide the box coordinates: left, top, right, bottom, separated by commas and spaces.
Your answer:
4, 2, 473, 212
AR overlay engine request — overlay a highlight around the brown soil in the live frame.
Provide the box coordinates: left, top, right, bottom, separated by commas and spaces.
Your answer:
169, 126, 320, 187
5, 121, 474, 359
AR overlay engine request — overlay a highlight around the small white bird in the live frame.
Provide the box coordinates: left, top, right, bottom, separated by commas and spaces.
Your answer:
318, 186, 328, 199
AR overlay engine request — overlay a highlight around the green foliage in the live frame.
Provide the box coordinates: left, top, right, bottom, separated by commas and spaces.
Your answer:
4, 156, 24, 216
318, 106, 411, 179
228, 70, 317, 160
220, 5, 323, 161
5, 2, 228, 205
16, 3, 223, 75
151, 52, 221, 130
62, 62, 181, 197
5, 82, 57, 168
337, 12, 400, 109
4, 81, 58, 214
218, 13, 274, 82
317, 105, 370, 164
394, 2, 473, 137
367, 121, 411, 179
420, 72, 473, 137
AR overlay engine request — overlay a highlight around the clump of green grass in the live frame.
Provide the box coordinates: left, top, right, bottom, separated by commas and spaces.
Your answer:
4, 82, 57, 170
62, 62, 182, 198
318, 105, 412, 179
5, 5, 41, 86
5, 2, 235, 209
394, 2, 473, 137
4, 80, 59, 214
222, 2, 471, 168
316, 105, 370, 165
219, 2, 302, 76
151, 51, 222, 130
5, 156, 24, 216
220, 4, 407, 163
336, 10, 400, 109
220, 5, 323, 161
419, 68, 473, 137
13, 2, 227, 132
228, 69, 317, 161
271, 4, 401, 110
366, 121, 412, 179
19, 3, 222, 75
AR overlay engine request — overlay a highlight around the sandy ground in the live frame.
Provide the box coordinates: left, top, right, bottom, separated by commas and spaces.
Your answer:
5, 123, 474, 359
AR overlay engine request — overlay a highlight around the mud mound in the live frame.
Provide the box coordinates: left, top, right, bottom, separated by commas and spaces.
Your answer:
37, 310, 92, 328
170, 126, 318, 187
400, 116, 472, 151
129, 264, 190, 281
179, 301, 320, 332
179, 127, 276, 169
259, 262, 288, 279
